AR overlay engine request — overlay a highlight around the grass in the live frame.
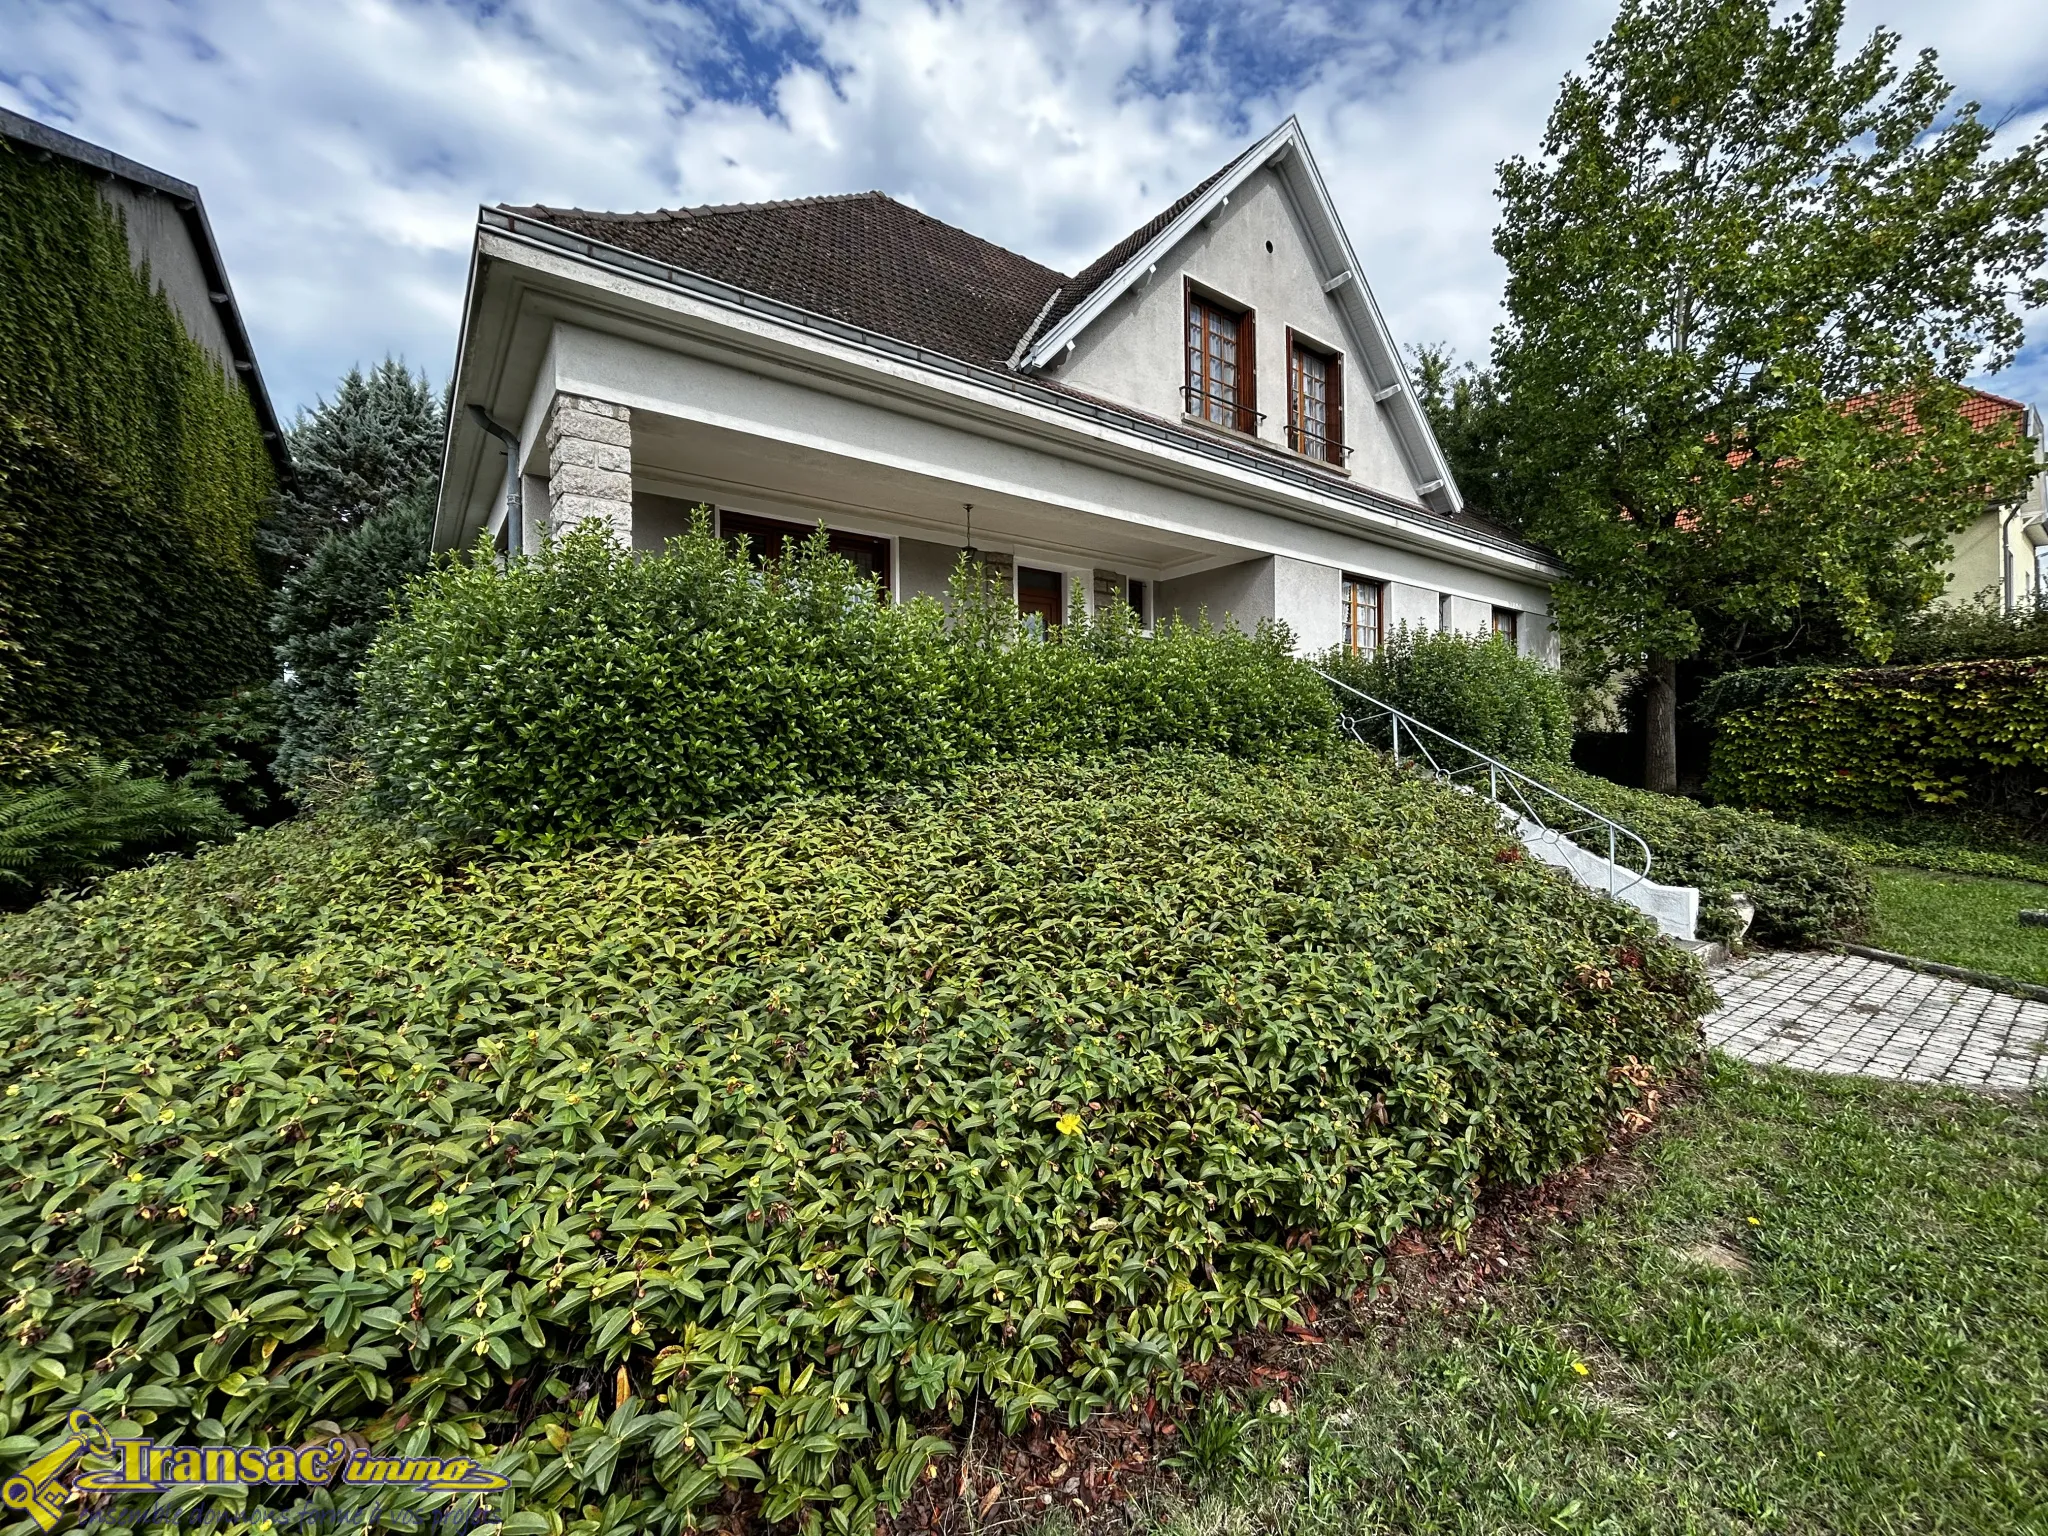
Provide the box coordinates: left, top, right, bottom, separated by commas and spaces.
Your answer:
1868, 865, 2048, 986
1152, 1058, 2048, 1535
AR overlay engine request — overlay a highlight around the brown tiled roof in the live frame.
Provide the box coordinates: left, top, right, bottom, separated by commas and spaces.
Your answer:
1029, 151, 1250, 344
501, 192, 1066, 370
1839, 384, 2031, 437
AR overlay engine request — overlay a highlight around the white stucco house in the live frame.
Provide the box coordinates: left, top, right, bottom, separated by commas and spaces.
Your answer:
1931, 389, 2048, 613
434, 119, 1560, 659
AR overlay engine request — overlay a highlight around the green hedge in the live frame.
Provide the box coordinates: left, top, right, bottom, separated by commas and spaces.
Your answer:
1542, 763, 1872, 946
0, 139, 274, 739
0, 749, 1705, 1532
1317, 625, 1572, 764
0, 415, 270, 739
1707, 658, 2048, 819
360, 524, 1337, 847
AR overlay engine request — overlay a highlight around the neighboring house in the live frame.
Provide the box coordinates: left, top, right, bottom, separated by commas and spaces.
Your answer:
436, 119, 1559, 659
1932, 388, 2048, 613
0, 106, 288, 463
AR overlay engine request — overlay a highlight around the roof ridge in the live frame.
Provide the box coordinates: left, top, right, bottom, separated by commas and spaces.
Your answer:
500, 190, 889, 224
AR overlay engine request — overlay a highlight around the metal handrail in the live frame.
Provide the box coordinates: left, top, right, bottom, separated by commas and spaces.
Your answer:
1316, 670, 1653, 897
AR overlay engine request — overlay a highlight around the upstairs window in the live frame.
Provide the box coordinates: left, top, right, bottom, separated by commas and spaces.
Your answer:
1288, 331, 1345, 465
1185, 288, 1258, 435
1342, 574, 1384, 656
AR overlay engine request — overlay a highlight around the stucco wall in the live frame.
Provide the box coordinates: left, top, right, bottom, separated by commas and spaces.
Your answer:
97, 180, 238, 376
1157, 558, 1274, 632
1274, 555, 1342, 652
898, 536, 961, 602
1054, 167, 1421, 503
1385, 581, 1437, 637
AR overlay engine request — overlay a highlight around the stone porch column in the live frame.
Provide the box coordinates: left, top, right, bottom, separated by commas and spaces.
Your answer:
546, 395, 633, 543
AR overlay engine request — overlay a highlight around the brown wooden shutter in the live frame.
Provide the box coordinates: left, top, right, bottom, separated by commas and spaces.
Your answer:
1237, 308, 1257, 434
1326, 348, 1344, 465
1283, 327, 1298, 450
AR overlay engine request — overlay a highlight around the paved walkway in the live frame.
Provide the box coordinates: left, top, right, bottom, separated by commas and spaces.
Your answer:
1707, 950, 2048, 1093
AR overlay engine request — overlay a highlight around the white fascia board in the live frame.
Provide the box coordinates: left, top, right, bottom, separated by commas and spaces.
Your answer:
1019, 121, 1288, 373
1276, 134, 1465, 517
1019, 118, 1466, 517
433, 224, 495, 552
448, 213, 1556, 580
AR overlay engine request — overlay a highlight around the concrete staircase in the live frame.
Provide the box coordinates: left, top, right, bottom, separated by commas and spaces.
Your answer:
1319, 670, 1706, 944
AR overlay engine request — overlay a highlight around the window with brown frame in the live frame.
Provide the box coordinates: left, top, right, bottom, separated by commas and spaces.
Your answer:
1185, 286, 1258, 435
1342, 574, 1384, 656
1491, 607, 1521, 648
718, 509, 891, 595
1287, 330, 1345, 465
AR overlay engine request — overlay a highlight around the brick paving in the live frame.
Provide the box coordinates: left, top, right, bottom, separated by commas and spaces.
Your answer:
1706, 950, 2048, 1093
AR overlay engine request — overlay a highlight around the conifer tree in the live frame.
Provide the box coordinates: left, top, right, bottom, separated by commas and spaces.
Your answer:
258, 358, 442, 576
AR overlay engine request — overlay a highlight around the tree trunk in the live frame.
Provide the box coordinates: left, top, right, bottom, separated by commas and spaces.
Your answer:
1643, 655, 1679, 794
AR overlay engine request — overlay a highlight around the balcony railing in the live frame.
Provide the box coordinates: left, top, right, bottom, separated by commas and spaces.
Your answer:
1317, 669, 1653, 897
1182, 385, 1264, 437
1287, 424, 1352, 466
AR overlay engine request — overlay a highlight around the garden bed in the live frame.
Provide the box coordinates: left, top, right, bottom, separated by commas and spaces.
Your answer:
0, 749, 1705, 1532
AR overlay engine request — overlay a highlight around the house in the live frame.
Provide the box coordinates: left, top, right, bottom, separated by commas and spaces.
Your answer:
0, 106, 288, 467
1931, 389, 2048, 612
434, 119, 1558, 659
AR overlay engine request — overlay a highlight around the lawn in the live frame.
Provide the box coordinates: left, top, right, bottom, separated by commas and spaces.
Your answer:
1154, 1058, 2048, 1535
1868, 865, 2048, 986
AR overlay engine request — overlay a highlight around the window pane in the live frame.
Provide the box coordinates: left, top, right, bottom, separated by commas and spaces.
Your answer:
1292, 345, 1328, 456
1342, 576, 1382, 656
1188, 298, 1238, 427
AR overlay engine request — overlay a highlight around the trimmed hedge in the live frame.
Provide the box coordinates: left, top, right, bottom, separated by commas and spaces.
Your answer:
1318, 625, 1572, 765
0, 140, 275, 738
0, 750, 1706, 1532
1542, 763, 1872, 946
1707, 658, 2048, 819
360, 524, 1337, 847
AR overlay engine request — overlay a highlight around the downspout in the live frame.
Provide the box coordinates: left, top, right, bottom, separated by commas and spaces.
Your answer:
2002, 501, 2020, 613
467, 405, 522, 556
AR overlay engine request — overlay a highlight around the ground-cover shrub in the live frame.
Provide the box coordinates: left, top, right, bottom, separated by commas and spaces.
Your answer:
1795, 808, 2048, 884
1705, 657, 2048, 820
360, 524, 1336, 847
1540, 764, 1872, 946
0, 749, 1706, 1533
1316, 626, 1572, 764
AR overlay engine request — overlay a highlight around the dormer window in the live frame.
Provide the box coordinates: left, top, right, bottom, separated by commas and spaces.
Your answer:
1288, 331, 1345, 465
1185, 286, 1257, 435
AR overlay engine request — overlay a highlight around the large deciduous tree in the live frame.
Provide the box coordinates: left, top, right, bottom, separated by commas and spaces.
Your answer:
1493, 0, 2047, 791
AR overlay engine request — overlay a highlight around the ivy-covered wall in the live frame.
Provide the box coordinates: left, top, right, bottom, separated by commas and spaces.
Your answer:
0, 137, 275, 740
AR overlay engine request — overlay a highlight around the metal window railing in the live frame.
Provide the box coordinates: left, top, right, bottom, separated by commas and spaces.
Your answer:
1288, 424, 1353, 464
1317, 669, 1652, 896
1181, 385, 1265, 435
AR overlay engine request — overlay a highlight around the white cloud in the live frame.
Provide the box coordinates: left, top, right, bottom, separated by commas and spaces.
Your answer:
2, 0, 2042, 417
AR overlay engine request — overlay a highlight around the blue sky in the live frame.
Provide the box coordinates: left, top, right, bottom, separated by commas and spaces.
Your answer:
3, 0, 2044, 422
